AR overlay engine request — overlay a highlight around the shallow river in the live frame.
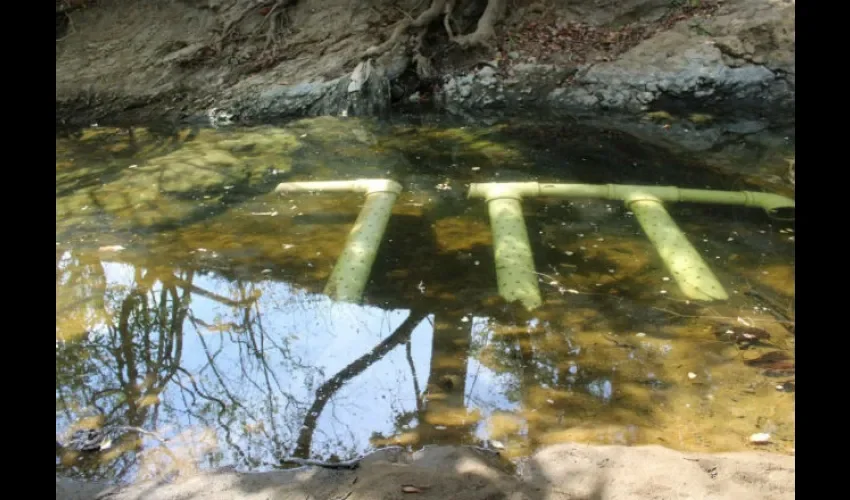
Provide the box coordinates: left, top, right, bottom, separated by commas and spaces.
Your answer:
56, 115, 795, 483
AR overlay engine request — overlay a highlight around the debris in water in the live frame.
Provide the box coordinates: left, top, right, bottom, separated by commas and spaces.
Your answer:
98, 245, 125, 252
471, 167, 481, 171
417, 281, 426, 294
434, 425, 447, 430
565, 251, 574, 256
687, 372, 697, 380
749, 433, 771, 444
635, 332, 646, 337
402, 485, 428, 494
714, 324, 771, 345
743, 351, 791, 368
662, 277, 670, 281
490, 440, 505, 450
461, 316, 469, 323
282, 244, 295, 250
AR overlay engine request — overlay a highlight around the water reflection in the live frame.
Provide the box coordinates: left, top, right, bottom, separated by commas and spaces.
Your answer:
56, 117, 794, 484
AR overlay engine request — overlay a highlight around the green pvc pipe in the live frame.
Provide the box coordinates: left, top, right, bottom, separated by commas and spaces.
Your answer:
468, 183, 542, 311
275, 179, 402, 303
468, 182, 794, 308
489, 196, 543, 311
624, 193, 728, 301
468, 183, 795, 220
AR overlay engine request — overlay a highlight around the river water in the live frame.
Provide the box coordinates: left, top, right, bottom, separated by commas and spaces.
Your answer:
56, 115, 795, 483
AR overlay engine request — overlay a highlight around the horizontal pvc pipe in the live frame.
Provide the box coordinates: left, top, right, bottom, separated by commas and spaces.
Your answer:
275, 179, 402, 303
275, 179, 403, 196
469, 183, 795, 220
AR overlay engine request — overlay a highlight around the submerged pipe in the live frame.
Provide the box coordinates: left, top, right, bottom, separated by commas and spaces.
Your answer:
275, 179, 403, 303
486, 185, 543, 310
468, 183, 795, 220
468, 183, 793, 308
623, 192, 728, 301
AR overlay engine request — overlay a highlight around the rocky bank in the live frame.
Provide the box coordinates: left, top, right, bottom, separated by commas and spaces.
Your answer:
56, 444, 795, 500
56, 0, 793, 125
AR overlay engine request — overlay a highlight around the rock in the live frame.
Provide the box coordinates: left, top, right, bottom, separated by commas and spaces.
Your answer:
749, 433, 771, 444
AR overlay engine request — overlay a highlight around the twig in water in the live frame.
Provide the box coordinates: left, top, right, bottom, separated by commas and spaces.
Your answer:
651, 307, 795, 325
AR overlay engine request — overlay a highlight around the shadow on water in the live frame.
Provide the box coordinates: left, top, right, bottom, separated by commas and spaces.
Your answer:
56, 115, 794, 486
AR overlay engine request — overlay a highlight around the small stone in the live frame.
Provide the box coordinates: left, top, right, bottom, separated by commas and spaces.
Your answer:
688, 372, 697, 380
749, 433, 771, 444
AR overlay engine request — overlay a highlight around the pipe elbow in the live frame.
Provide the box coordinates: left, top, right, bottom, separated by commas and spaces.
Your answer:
357, 179, 403, 195
744, 192, 795, 220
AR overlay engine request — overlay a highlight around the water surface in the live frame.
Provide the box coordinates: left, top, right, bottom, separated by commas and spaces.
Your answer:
56, 116, 795, 483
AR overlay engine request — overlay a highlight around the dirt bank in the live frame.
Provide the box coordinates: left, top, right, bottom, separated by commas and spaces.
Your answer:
56, 444, 794, 500
56, 0, 794, 128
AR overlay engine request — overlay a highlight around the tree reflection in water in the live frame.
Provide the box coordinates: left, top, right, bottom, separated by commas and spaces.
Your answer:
56, 249, 439, 482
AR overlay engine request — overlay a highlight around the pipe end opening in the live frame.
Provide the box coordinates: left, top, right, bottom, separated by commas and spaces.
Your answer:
766, 206, 795, 221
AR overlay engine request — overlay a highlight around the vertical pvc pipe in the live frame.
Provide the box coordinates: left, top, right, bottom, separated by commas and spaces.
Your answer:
625, 194, 728, 301
486, 197, 543, 311
324, 190, 399, 302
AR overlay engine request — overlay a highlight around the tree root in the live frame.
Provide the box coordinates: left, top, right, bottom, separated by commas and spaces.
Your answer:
451, 0, 506, 49
362, 0, 446, 60
361, 0, 506, 72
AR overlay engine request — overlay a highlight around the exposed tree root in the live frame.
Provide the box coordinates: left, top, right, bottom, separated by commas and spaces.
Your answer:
362, 0, 447, 60
451, 0, 505, 49
355, 0, 506, 94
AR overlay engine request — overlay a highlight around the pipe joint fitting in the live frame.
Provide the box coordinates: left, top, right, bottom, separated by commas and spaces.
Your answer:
468, 182, 540, 202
